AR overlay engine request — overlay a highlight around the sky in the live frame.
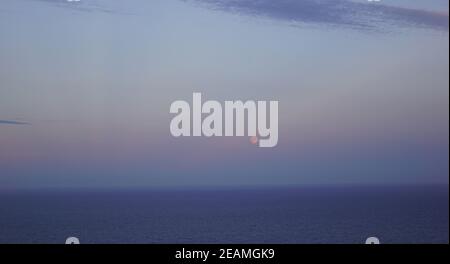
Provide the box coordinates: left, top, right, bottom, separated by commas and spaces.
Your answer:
0, 0, 448, 188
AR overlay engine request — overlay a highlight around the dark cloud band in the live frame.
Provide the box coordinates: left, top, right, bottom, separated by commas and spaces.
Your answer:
187, 0, 449, 31
0, 120, 29, 125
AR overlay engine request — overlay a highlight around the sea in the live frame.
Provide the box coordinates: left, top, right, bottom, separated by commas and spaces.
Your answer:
0, 185, 448, 244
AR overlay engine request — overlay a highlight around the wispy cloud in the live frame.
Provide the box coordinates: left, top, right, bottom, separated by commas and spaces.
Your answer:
0, 120, 30, 125
29, 0, 127, 15
185, 0, 449, 31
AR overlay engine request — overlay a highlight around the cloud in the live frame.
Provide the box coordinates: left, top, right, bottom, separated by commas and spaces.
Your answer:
0, 120, 30, 125
29, 0, 126, 15
185, 0, 449, 31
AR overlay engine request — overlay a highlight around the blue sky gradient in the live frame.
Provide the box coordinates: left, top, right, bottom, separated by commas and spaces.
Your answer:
0, 0, 448, 188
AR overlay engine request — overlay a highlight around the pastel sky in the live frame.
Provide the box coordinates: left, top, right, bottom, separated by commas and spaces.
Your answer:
0, 0, 448, 188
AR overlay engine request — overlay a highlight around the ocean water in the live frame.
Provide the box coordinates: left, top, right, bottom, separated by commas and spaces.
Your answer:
0, 186, 448, 244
